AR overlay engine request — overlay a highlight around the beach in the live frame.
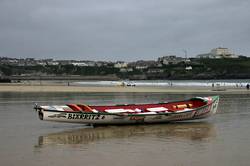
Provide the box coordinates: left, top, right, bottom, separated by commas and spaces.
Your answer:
0, 82, 249, 94
1, 91, 250, 166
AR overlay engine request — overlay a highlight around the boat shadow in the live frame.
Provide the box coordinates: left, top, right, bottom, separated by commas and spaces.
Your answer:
35, 122, 216, 148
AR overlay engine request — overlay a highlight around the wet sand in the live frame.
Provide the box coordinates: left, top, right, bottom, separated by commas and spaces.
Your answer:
1, 92, 250, 166
0, 83, 249, 94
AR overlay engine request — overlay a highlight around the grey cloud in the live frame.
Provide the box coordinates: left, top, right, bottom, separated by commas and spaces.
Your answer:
0, 0, 250, 61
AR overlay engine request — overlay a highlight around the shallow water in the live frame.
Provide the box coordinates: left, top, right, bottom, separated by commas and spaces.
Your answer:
0, 92, 250, 166
74, 79, 250, 87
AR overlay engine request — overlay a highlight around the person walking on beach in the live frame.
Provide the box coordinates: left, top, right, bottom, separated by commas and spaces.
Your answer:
246, 84, 250, 90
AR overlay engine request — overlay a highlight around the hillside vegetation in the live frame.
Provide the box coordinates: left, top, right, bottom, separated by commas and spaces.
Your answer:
1, 58, 250, 80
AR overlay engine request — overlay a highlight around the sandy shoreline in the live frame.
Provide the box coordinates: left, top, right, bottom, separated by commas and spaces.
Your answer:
0, 83, 249, 94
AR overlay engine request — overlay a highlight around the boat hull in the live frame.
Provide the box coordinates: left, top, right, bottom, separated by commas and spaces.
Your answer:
36, 96, 219, 125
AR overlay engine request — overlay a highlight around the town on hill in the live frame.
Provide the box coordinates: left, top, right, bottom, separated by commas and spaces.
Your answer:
1, 47, 250, 82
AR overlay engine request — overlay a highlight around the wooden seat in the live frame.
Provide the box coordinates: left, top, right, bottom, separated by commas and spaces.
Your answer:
173, 103, 193, 109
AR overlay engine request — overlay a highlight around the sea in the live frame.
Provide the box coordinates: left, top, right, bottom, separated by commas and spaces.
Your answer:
73, 79, 250, 87
0, 91, 250, 166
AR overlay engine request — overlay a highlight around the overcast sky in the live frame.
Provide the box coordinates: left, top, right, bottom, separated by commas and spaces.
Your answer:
0, 0, 249, 61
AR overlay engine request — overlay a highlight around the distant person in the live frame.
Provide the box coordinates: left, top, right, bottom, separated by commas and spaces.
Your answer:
212, 83, 214, 88
246, 84, 250, 90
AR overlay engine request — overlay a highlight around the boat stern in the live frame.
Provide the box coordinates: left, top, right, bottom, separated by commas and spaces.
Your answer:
34, 104, 44, 120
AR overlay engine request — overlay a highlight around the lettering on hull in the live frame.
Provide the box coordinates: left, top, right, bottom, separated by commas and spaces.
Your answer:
130, 116, 145, 121
48, 113, 67, 118
169, 111, 195, 121
194, 105, 211, 117
67, 113, 105, 120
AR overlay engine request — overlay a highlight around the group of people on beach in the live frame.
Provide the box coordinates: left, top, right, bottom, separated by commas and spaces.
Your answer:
211, 82, 250, 90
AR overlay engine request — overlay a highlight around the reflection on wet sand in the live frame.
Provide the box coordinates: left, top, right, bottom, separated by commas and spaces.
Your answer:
36, 122, 216, 148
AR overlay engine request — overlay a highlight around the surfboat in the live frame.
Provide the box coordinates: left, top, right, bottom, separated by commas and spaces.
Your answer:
34, 96, 219, 125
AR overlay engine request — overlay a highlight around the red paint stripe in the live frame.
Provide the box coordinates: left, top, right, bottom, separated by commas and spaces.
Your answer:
67, 104, 82, 112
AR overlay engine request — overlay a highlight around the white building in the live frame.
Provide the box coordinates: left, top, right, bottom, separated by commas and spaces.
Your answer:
114, 62, 128, 68
48, 62, 59, 66
197, 47, 239, 59
185, 66, 192, 70
72, 62, 88, 66
158, 55, 186, 65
